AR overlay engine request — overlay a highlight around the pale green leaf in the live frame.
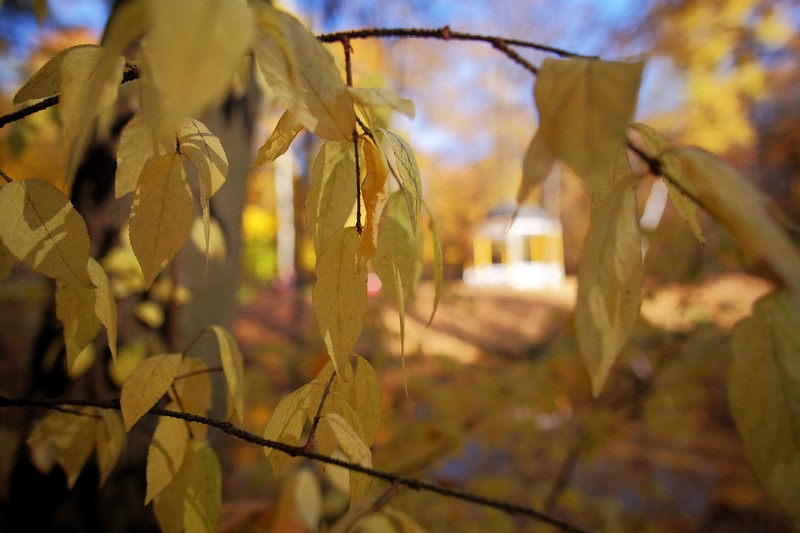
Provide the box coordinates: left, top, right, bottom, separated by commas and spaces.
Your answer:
178, 118, 228, 257
146, 407, 190, 504
120, 353, 182, 430
116, 114, 173, 199
312, 227, 367, 375
347, 87, 415, 119
357, 137, 390, 267
142, 0, 253, 132
424, 202, 442, 327
629, 123, 705, 244
0, 238, 13, 282
27, 408, 97, 488
154, 441, 221, 533
376, 129, 422, 234
350, 355, 382, 446
13, 44, 97, 105
253, 111, 304, 167
517, 130, 556, 206
676, 147, 800, 301
208, 325, 246, 422
373, 192, 423, 302
322, 413, 372, 504
729, 291, 800, 522
575, 147, 642, 396
129, 153, 193, 289
263, 383, 314, 475
189, 216, 226, 262
0, 179, 90, 284
95, 410, 125, 487
535, 58, 643, 197
306, 140, 358, 253
253, 5, 355, 140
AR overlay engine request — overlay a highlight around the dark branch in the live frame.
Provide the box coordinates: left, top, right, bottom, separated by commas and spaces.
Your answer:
0, 395, 588, 533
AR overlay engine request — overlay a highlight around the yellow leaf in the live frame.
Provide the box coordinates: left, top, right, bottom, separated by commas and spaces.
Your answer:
206, 325, 246, 422
67, 345, 95, 379
0, 238, 13, 282
729, 291, 800, 522
373, 192, 423, 302
321, 413, 372, 504
170, 357, 213, 440
154, 441, 221, 533
13, 44, 97, 105
190, 216, 226, 262
134, 300, 164, 328
535, 58, 643, 197
0, 179, 90, 284
306, 140, 358, 253
351, 356, 383, 446
575, 147, 642, 396
382, 507, 428, 533
357, 137, 390, 267
95, 410, 125, 487
312, 227, 367, 375
263, 383, 313, 475
382, 253, 407, 394
129, 153, 193, 289
292, 468, 323, 531
120, 353, 183, 430
178, 118, 228, 257
253, 111, 304, 167
347, 87, 415, 119
116, 114, 174, 199
676, 148, 800, 301
253, 5, 355, 140
517, 130, 556, 206
27, 408, 97, 488
142, 0, 253, 132
376, 129, 422, 234
58, 44, 125, 181
424, 202, 443, 327
146, 408, 190, 504
354, 514, 395, 533
629, 123, 705, 244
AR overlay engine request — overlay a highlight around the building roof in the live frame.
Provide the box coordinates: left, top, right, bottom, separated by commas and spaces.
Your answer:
475, 203, 561, 239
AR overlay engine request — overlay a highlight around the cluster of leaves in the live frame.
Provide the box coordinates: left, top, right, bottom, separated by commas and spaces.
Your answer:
2, 0, 800, 530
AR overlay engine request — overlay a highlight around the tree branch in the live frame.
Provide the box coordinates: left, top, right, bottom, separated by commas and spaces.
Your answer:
0, 394, 588, 533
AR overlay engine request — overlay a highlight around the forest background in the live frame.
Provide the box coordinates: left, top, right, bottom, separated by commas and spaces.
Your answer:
0, 0, 798, 531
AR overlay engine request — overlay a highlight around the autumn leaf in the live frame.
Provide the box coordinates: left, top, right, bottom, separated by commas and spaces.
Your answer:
146, 408, 190, 504
376, 129, 422, 234
373, 192, 423, 302
629, 123, 705, 244
141, 0, 253, 132
154, 441, 221, 533
169, 357, 213, 441
253, 5, 355, 140
208, 325, 246, 422
313, 227, 367, 376
27, 408, 97, 488
347, 87, 415, 119
535, 58, 643, 198
13, 44, 97, 104
676, 147, 800, 301
321, 413, 372, 504
380, 252, 408, 394
0, 179, 91, 285
120, 353, 183, 430
253, 111, 304, 167
356, 137, 390, 267
129, 153, 193, 289
263, 383, 314, 475
306, 140, 359, 253
177, 118, 228, 256
424, 201, 443, 327
95, 410, 125, 487
292, 468, 323, 531
729, 291, 800, 522
116, 114, 174, 199
517, 130, 556, 206
575, 147, 642, 396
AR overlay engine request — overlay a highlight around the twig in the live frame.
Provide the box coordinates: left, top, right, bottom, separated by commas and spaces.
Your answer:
0, 168, 12, 183
0, 394, 589, 533
305, 371, 337, 451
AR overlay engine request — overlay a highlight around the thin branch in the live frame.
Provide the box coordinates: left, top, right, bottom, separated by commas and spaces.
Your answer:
342, 38, 363, 235
305, 371, 337, 451
173, 365, 224, 381
0, 168, 12, 183
0, 395, 588, 533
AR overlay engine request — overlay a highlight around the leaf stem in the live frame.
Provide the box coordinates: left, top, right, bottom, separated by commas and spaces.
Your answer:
304, 371, 337, 451
0, 169, 12, 183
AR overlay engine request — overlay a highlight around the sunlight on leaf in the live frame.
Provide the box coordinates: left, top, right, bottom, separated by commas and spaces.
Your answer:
376, 129, 422, 234
0, 179, 90, 284
373, 192, 423, 302
13, 45, 96, 105
146, 407, 190, 504
253, 5, 355, 140
116, 114, 173, 199
313, 227, 367, 376
129, 153, 193, 289
306, 140, 358, 253
120, 353, 183, 430
356, 137, 390, 268
535, 58, 643, 198
575, 147, 642, 396
253, 111, 304, 167
347, 87, 415, 119
729, 291, 800, 523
